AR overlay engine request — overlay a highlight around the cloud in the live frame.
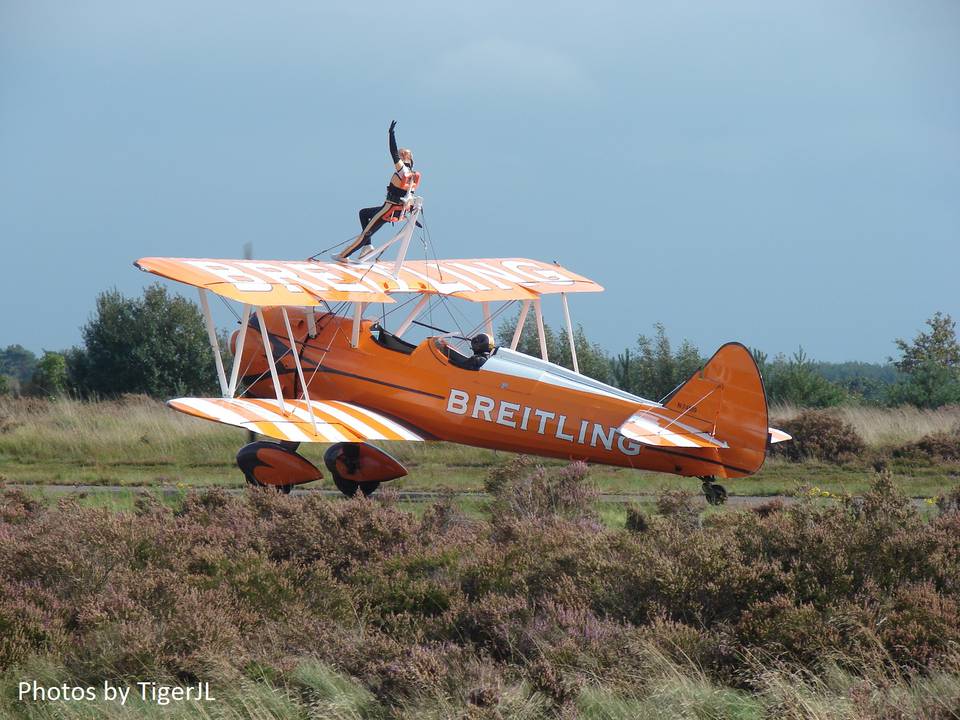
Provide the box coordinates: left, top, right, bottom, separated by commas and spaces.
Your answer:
422, 38, 592, 100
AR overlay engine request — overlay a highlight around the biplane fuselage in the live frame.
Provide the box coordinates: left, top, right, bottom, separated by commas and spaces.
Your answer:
231, 309, 769, 480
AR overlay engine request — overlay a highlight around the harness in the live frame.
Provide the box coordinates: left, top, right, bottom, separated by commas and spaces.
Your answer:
383, 168, 421, 223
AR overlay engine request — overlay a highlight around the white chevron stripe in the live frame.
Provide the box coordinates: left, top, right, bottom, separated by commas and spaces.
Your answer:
177, 398, 257, 430
283, 400, 353, 442
171, 397, 424, 444
344, 403, 422, 441
644, 410, 728, 448
232, 400, 314, 443
313, 402, 384, 439
622, 414, 699, 448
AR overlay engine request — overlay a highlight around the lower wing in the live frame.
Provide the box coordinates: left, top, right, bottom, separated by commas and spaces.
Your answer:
168, 397, 423, 444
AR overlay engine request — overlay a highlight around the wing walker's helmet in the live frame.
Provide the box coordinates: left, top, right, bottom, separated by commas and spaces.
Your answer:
471, 333, 494, 355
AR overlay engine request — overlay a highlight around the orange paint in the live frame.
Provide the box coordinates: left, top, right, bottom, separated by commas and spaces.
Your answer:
235, 309, 770, 480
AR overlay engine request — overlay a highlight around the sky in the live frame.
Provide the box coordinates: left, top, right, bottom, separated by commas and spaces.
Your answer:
1, 0, 958, 362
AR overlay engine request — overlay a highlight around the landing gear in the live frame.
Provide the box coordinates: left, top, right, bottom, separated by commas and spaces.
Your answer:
700, 477, 728, 506
323, 442, 409, 498
236, 440, 322, 494
324, 443, 380, 497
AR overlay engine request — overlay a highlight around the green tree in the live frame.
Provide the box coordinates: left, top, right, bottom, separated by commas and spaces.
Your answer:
764, 348, 847, 407
0, 374, 9, 396
616, 323, 703, 401
886, 362, 960, 408
892, 312, 960, 374
72, 284, 218, 398
29, 351, 68, 397
887, 312, 960, 408
0, 344, 37, 386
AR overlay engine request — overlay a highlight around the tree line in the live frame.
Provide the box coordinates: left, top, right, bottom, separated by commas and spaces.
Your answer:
2, 284, 959, 409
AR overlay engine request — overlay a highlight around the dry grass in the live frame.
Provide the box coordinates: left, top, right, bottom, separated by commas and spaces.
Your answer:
0, 395, 242, 466
771, 403, 960, 448
3, 398, 960, 499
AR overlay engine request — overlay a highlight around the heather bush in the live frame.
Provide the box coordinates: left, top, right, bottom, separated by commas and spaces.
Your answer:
893, 430, 960, 462
654, 488, 702, 529
773, 409, 866, 462
485, 456, 598, 524
2, 465, 960, 717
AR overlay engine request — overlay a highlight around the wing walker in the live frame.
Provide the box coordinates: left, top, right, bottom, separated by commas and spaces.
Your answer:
135, 181, 790, 504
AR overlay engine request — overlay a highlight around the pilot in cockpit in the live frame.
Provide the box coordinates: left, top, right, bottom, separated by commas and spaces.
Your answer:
463, 333, 494, 370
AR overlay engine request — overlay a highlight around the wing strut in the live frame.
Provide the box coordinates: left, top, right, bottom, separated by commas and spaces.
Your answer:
198, 289, 229, 397
561, 292, 579, 374
350, 303, 365, 348
255, 307, 287, 413
534, 299, 549, 361
281, 307, 320, 436
510, 300, 532, 350
396, 295, 430, 337
228, 304, 251, 397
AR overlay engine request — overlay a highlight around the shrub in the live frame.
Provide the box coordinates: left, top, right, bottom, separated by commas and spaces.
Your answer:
773, 409, 865, 462
624, 504, 649, 533
655, 488, 701, 528
893, 431, 960, 462
485, 457, 597, 524
2, 470, 960, 714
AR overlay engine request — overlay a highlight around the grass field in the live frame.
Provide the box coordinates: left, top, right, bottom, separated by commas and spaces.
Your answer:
2, 397, 959, 504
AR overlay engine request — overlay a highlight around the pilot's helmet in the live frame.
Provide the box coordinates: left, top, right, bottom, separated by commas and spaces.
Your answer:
471, 333, 493, 355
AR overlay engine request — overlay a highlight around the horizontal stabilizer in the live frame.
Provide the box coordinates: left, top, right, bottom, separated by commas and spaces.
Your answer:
168, 397, 423, 444
619, 410, 729, 449
769, 427, 792, 444
616, 343, 771, 478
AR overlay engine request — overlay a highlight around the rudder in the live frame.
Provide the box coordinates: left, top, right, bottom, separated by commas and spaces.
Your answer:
661, 342, 769, 477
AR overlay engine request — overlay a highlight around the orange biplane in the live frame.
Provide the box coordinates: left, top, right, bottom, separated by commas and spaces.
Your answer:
135, 194, 789, 503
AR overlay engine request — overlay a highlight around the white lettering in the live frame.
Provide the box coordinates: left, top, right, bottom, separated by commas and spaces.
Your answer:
591, 423, 615, 450
352, 262, 412, 292
404, 266, 477, 294
297, 265, 371, 293
502, 260, 574, 285
330, 264, 390, 293
555, 415, 575, 442
447, 389, 469, 415
617, 435, 641, 456
185, 261, 271, 292
452, 261, 523, 289
534, 409, 555, 435
577, 419, 589, 444
496, 401, 520, 428
520, 406, 531, 430
472, 395, 495, 421
244, 263, 306, 293
104, 681, 130, 705
18, 681, 95, 702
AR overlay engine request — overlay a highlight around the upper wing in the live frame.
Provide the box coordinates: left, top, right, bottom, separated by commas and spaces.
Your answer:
135, 257, 394, 305
135, 257, 602, 306
168, 397, 423, 444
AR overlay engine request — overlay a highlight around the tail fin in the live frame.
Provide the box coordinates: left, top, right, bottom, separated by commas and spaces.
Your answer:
618, 343, 770, 478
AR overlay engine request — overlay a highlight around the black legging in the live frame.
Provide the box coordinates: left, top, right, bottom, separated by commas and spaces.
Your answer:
340, 202, 396, 259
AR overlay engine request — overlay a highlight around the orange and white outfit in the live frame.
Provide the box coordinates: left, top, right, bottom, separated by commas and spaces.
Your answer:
334, 121, 420, 262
